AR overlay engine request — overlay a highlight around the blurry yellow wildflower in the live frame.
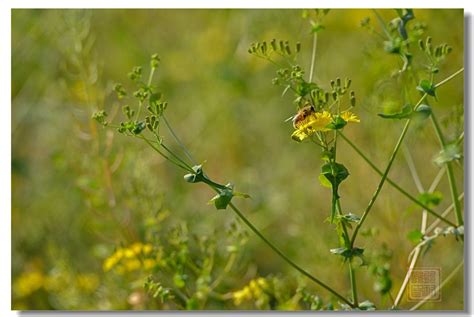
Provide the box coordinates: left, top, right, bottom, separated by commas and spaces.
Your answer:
232, 277, 269, 306
103, 253, 120, 272
124, 259, 141, 271
340, 111, 360, 123
14, 271, 44, 298
130, 242, 143, 255
142, 244, 153, 254
143, 259, 156, 270
233, 286, 252, 305
103, 242, 157, 273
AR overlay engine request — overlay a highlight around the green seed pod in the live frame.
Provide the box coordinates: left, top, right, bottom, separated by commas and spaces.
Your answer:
296, 42, 301, 53
279, 40, 284, 52
324, 92, 329, 103
332, 91, 337, 101
426, 37, 432, 54
262, 41, 267, 54
351, 96, 356, 107
336, 77, 341, 87
345, 78, 352, 89
435, 46, 442, 57
330, 80, 335, 89
418, 39, 425, 51
350, 90, 355, 98
446, 46, 453, 54
271, 39, 277, 50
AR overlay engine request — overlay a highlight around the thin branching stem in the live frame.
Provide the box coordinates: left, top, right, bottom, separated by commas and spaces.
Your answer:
224, 199, 354, 307
430, 112, 463, 226
393, 148, 444, 308
163, 115, 197, 165
309, 32, 317, 83
338, 131, 455, 227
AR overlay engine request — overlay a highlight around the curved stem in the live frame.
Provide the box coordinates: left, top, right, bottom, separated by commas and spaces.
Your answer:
393, 148, 444, 308
338, 132, 456, 227
222, 198, 353, 307
350, 116, 412, 247
163, 115, 197, 165
308, 32, 318, 83
430, 112, 463, 226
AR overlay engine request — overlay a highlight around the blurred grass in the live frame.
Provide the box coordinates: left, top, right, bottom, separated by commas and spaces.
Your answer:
12, 9, 464, 310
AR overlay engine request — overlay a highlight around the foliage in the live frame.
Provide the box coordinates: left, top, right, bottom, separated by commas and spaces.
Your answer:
12, 9, 464, 311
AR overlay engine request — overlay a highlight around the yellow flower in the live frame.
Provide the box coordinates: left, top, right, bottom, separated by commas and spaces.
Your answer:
103, 255, 119, 272
143, 259, 156, 270
340, 111, 360, 123
124, 248, 135, 258
130, 242, 143, 255
14, 271, 44, 298
291, 111, 332, 142
291, 110, 359, 142
142, 244, 153, 254
124, 259, 141, 272
233, 286, 252, 305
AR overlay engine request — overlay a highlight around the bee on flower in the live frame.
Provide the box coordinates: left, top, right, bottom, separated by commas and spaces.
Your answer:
290, 104, 360, 142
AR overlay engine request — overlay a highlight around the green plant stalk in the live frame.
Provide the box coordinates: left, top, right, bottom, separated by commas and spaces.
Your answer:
308, 32, 318, 83
350, 114, 413, 247
430, 113, 463, 226
215, 196, 354, 307
335, 199, 351, 247
338, 132, 456, 227
349, 260, 358, 306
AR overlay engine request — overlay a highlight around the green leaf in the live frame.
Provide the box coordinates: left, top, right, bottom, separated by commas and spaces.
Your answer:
329, 247, 364, 260
320, 162, 349, 190
378, 104, 412, 119
208, 183, 249, 210
433, 143, 462, 165
416, 79, 436, 97
338, 213, 361, 223
417, 191, 443, 207
209, 188, 233, 210
318, 174, 332, 188
326, 115, 347, 130
407, 229, 424, 243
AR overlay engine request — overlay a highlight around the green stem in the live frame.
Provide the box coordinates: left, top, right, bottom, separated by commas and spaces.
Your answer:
309, 32, 318, 83
434, 67, 464, 88
349, 260, 358, 306
338, 132, 456, 227
350, 115, 413, 247
219, 197, 353, 307
349, 66, 464, 248
350, 91, 431, 246
430, 113, 463, 226
335, 199, 351, 248
163, 115, 197, 165
139, 135, 193, 173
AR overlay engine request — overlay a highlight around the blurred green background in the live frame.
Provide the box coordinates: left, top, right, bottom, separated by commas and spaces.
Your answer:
12, 9, 464, 310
